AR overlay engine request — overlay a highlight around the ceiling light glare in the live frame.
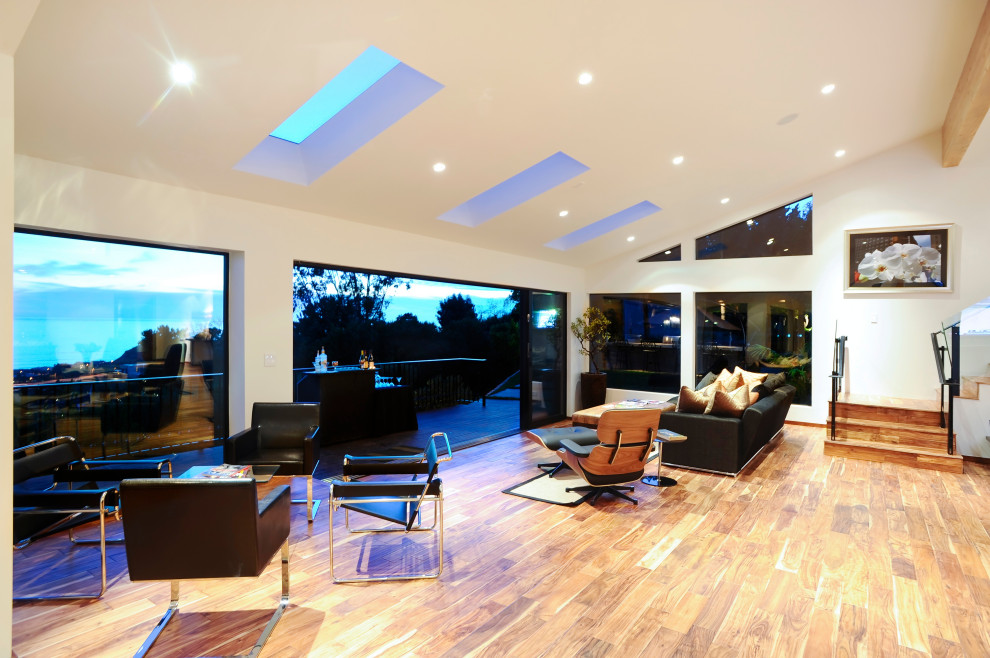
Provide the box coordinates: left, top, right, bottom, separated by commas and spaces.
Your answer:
433, 162, 446, 172
170, 61, 196, 86
578, 72, 593, 85
672, 155, 684, 165
559, 210, 569, 217
746, 219, 754, 226
835, 149, 846, 158
626, 236, 635, 242
779, 299, 787, 303
767, 238, 775, 245
720, 198, 730, 205
821, 83, 836, 95
664, 250, 671, 255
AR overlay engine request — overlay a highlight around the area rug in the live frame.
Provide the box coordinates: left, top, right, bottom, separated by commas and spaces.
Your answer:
503, 448, 661, 506
502, 470, 593, 506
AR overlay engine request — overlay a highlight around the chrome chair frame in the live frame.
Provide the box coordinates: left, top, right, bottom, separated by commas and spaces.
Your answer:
134, 540, 290, 658
13, 435, 172, 600
329, 431, 450, 583
13, 489, 116, 600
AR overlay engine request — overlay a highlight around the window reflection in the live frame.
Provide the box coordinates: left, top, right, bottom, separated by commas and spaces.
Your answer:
696, 195, 812, 260
695, 291, 812, 405
590, 293, 681, 393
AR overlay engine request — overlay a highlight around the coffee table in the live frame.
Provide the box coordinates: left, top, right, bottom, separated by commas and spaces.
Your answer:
572, 400, 675, 428
641, 429, 687, 487
179, 464, 279, 483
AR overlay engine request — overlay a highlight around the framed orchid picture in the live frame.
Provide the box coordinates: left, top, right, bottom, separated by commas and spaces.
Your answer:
844, 224, 952, 292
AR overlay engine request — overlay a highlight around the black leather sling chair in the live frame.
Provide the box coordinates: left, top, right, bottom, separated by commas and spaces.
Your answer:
225, 402, 321, 522
329, 431, 450, 582
120, 478, 291, 658
13, 435, 172, 600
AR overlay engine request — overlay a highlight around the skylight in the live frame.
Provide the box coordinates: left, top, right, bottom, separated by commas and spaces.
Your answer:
437, 152, 589, 227
235, 46, 443, 186
269, 46, 400, 144
545, 201, 661, 250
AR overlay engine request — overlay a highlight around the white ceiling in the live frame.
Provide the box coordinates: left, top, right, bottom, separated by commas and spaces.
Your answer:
12, 0, 987, 266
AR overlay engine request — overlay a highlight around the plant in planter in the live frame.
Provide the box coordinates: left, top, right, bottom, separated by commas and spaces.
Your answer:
570, 307, 613, 407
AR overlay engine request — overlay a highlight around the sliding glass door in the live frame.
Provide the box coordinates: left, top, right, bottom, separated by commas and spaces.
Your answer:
523, 291, 567, 428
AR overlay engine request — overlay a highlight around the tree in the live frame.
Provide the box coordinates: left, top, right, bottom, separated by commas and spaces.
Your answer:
437, 294, 477, 329
570, 307, 612, 373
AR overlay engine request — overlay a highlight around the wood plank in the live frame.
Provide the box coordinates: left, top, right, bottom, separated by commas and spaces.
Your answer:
13, 424, 990, 656
942, 0, 990, 167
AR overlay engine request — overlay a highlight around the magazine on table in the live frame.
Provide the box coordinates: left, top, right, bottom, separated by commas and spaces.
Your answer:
202, 464, 253, 479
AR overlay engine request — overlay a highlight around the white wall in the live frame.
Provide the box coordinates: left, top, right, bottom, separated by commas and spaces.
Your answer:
587, 132, 990, 426
14, 155, 589, 430
1, 50, 15, 657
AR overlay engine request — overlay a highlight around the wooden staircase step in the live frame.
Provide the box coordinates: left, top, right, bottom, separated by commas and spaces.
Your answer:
830, 400, 943, 428
826, 416, 950, 451
959, 375, 990, 400
823, 438, 963, 473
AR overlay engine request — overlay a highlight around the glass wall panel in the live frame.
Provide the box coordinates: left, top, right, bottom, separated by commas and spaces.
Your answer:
695, 291, 811, 405
590, 293, 681, 394
293, 263, 565, 447
697, 195, 812, 260
13, 230, 228, 457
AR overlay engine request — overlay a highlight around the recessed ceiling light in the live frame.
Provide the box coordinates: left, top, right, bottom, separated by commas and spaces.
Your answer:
433, 162, 446, 172
664, 250, 671, 255
783, 248, 789, 252
627, 236, 635, 242
779, 299, 787, 303
835, 149, 846, 158
672, 155, 684, 165
821, 83, 836, 95
767, 238, 775, 245
720, 198, 730, 205
578, 72, 593, 85
170, 61, 195, 86
746, 219, 754, 226
559, 210, 569, 217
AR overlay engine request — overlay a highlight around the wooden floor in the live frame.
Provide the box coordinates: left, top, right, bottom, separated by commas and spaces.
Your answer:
14, 424, 990, 657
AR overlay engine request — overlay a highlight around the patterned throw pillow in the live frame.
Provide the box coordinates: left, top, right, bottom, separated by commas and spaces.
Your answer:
707, 384, 752, 418
676, 386, 714, 414
733, 366, 768, 389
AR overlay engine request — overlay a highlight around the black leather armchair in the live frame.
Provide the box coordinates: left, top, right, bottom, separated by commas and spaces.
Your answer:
225, 402, 320, 521
120, 478, 291, 658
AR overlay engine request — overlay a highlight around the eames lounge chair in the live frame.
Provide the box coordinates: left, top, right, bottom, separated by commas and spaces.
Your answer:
225, 402, 320, 521
329, 432, 451, 582
557, 407, 661, 506
120, 478, 291, 658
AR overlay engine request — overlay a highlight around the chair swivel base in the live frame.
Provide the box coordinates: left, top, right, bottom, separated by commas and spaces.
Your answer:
641, 475, 678, 487
565, 484, 638, 506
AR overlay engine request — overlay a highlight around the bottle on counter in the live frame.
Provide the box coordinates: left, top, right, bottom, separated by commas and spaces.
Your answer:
368, 351, 375, 369
359, 350, 367, 369
318, 347, 328, 368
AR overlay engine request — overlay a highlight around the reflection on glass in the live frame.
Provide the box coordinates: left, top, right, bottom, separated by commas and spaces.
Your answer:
697, 195, 812, 260
590, 293, 681, 394
13, 230, 228, 457
695, 291, 812, 405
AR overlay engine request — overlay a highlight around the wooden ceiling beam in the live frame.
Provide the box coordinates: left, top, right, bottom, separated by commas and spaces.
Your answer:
942, 0, 990, 167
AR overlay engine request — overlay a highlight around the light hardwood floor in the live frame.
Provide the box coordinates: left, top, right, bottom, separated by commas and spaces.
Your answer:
13, 425, 990, 657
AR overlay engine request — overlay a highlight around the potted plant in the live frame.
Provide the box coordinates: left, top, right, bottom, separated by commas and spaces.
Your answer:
570, 306, 613, 407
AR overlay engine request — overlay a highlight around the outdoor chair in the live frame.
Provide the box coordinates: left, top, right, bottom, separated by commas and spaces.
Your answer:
225, 402, 320, 521
557, 408, 661, 506
120, 478, 291, 658
13, 435, 173, 600
329, 432, 451, 582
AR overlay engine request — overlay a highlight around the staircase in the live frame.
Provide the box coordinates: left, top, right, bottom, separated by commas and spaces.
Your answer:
825, 392, 963, 473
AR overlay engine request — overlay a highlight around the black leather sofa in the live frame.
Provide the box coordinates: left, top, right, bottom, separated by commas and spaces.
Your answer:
658, 384, 796, 475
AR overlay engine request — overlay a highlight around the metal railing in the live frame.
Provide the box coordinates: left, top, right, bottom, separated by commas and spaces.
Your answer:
829, 335, 847, 440
293, 358, 491, 411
